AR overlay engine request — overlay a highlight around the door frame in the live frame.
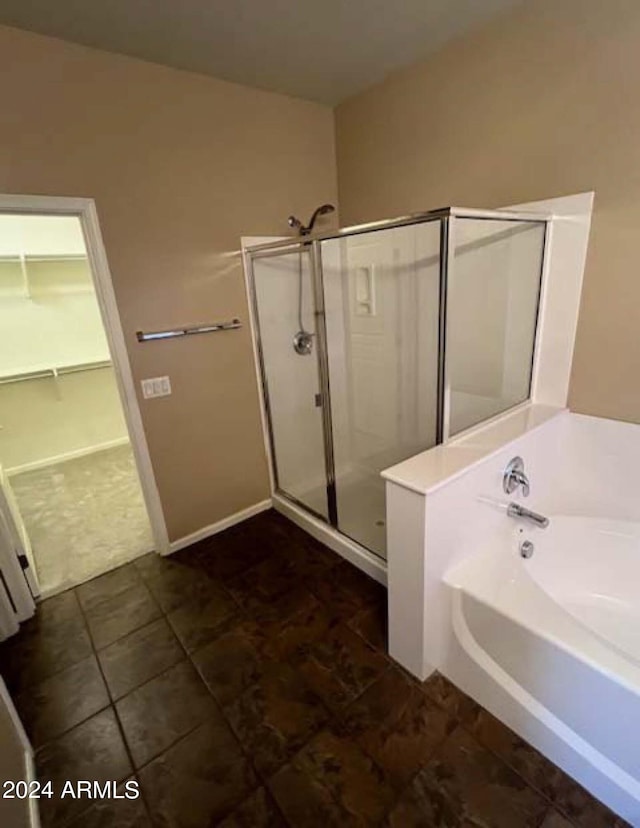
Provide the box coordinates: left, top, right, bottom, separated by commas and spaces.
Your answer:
0, 193, 169, 556
0, 676, 40, 828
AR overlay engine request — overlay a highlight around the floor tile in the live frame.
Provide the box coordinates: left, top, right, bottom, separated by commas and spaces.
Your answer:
142, 561, 214, 614
244, 584, 321, 638
5, 510, 626, 828
264, 596, 340, 663
347, 600, 388, 652
422, 672, 480, 723
196, 532, 272, 583
270, 727, 395, 827
267, 533, 338, 593
83, 582, 162, 650
15, 654, 109, 747
196, 513, 286, 582
308, 570, 364, 621
226, 662, 330, 776
386, 725, 547, 828
269, 762, 355, 828
192, 618, 269, 707
65, 790, 151, 827
467, 708, 568, 802
540, 811, 575, 828
36, 707, 132, 828
554, 773, 627, 828
139, 718, 257, 827
167, 583, 238, 652
295, 622, 388, 712
218, 786, 287, 827
0, 591, 92, 693
335, 560, 387, 608
116, 660, 218, 767
227, 553, 302, 608
76, 563, 142, 612
133, 551, 169, 580
308, 561, 386, 624
98, 618, 185, 700
342, 667, 455, 790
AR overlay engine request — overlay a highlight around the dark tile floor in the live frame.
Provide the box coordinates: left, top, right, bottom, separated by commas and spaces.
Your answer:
0, 510, 628, 827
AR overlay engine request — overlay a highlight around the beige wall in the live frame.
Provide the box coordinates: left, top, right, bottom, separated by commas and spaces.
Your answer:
335, 0, 640, 424
0, 369, 127, 472
0, 25, 338, 540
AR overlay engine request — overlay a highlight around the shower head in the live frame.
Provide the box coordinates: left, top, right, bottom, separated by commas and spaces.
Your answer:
288, 203, 336, 236
304, 203, 335, 235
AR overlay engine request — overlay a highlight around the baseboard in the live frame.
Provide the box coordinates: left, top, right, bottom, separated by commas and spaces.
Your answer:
6, 437, 130, 476
167, 499, 272, 555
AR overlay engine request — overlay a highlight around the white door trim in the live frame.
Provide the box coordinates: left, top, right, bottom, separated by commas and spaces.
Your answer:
0, 676, 40, 828
0, 193, 169, 555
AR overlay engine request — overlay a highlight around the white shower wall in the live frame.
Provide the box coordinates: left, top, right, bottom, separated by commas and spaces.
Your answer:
447, 219, 546, 436
323, 223, 441, 484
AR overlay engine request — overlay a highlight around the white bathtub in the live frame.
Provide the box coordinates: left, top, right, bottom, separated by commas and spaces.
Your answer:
444, 514, 640, 824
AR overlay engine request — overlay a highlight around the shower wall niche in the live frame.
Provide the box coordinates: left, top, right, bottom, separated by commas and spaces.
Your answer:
244, 208, 547, 563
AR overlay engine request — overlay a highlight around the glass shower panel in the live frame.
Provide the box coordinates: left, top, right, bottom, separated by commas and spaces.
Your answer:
447, 219, 545, 437
321, 221, 442, 559
252, 250, 328, 518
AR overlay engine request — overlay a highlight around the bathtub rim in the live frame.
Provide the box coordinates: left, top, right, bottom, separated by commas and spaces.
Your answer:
444, 544, 640, 699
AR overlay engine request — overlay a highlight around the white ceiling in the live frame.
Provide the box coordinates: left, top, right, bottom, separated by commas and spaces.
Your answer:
0, 0, 524, 105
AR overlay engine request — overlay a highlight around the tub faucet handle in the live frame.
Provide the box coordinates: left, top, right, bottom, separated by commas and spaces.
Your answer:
503, 456, 530, 496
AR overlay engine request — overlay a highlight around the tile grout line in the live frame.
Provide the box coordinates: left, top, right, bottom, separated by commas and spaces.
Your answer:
71, 587, 154, 826
78, 574, 164, 654
18, 511, 623, 827
179, 549, 366, 824
454, 711, 596, 823
130, 555, 274, 819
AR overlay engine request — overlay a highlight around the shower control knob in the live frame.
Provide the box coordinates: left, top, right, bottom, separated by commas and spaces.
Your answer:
503, 456, 530, 496
293, 331, 314, 355
520, 540, 534, 559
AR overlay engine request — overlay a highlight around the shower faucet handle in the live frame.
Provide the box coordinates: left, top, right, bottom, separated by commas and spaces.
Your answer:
503, 456, 530, 497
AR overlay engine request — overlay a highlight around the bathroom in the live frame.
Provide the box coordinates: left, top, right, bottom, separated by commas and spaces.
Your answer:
0, 0, 639, 826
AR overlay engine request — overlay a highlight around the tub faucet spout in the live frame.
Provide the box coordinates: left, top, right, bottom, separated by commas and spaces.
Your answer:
507, 502, 549, 528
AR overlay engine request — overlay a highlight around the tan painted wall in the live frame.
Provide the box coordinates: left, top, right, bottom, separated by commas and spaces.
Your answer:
335, 0, 640, 424
0, 25, 338, 540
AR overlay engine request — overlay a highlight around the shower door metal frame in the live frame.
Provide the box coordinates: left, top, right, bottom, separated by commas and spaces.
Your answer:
309, 241, 339, 525
244, 205, 551, 552
244, 241, 338, 525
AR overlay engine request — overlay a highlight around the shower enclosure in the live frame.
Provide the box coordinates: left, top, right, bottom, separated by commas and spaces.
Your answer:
244, 207, 547, 565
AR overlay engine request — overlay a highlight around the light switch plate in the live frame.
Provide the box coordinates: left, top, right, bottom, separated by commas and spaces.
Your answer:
141, 376, 171, 399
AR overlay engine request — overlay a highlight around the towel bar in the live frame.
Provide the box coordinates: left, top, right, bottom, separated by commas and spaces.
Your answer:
136, 319, 241, 342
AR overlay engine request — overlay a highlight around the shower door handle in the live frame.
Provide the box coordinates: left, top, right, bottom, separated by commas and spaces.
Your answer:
314, 393, 322, 408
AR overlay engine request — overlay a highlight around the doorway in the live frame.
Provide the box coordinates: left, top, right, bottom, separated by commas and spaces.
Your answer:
0, 196, 168, 600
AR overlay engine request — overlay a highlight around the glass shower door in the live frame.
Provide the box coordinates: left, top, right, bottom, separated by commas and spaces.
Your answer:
446, 219, 546, 436
320, 220, 442, 558
251, 250, 329, 518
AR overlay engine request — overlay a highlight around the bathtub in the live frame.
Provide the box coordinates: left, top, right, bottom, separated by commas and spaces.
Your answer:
444, 514, 640, 824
